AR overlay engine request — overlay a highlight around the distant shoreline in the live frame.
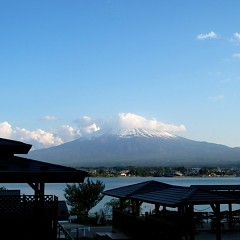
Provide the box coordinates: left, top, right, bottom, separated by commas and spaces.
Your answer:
81, 166, 240, 178
89, 175, 238, 178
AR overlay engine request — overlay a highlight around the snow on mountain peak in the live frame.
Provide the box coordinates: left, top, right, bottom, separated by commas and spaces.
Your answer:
116, 128, 175, 138
86, 127, 176, 139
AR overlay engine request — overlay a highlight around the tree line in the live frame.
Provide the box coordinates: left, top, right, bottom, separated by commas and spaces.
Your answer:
80, 166, 240, 177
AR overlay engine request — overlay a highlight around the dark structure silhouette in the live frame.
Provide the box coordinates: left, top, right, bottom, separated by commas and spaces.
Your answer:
103, 180, 240, 240
0, 138, 88, 240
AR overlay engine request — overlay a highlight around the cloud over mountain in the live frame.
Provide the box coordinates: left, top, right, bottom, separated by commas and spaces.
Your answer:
0, 113, 186, 150
28, 124, 240, 168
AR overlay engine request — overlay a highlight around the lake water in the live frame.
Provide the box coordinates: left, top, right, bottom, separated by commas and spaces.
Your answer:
3, 176, 240, 214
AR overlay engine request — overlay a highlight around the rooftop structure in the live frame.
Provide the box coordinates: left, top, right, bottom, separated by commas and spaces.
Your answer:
0, 138, 88, 240
103, 180, 240, 240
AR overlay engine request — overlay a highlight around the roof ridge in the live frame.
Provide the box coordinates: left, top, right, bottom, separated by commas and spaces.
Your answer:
181, 187, 198, 201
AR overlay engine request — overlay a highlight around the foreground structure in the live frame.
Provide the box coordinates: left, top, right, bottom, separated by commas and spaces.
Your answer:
0, 138, 88, 240
103, 180, 240, 240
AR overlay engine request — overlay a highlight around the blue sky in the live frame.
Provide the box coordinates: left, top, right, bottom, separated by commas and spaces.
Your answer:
1, 0, 240, 149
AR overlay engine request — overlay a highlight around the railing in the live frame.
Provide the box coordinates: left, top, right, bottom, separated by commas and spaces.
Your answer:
0, 194, 59, 240
57, 222, 74, 240
112, 209, 187, 239
0, 194, 58, 218
57, 223, 113, 239
112, 209, 145, 237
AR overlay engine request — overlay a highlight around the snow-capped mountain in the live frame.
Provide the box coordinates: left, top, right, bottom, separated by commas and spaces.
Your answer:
85, 127, 176, 139
27, 127, 240, 168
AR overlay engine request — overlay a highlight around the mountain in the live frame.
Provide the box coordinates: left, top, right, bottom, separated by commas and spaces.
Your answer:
26, 128, 240, 168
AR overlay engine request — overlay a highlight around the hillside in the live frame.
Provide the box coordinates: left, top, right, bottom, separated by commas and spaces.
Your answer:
26, 128, 240, 168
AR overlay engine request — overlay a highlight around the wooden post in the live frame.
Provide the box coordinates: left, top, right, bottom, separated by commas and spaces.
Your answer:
211, 203, 222, 240
120, 199, 124, 211
154, 203, 160, 215
215, 203, 222, 240
188, 204, 195, 240
228, 204, 232, 229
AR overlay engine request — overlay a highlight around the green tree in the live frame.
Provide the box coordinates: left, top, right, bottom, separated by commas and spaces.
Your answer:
64, 178, 105, 218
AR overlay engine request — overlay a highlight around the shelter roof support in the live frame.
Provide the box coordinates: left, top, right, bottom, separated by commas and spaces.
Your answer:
186, 204, 195, 240
28, 182, 45, 201
211, 203, 222, 240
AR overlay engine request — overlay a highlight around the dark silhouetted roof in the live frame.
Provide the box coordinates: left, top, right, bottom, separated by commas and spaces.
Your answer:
0, 138, 32, 155
103, 180, 171, 198
0, 138, 88, 183
182, 187, 240, 205
0, 155, 88, 183
103, 180, 240, 207
131, 185, 189, 207
191, 184, 240, 191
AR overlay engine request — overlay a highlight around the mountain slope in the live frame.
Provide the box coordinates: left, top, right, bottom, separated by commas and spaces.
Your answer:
27, 128, 240, 167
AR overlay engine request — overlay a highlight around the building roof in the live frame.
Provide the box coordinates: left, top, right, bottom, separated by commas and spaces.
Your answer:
103, 180, 171, 198
0, 138, 32, 155
0, 138, 88, 183
191, 184, 240, 191
103, 180, 240, 208
131, 185, 190, 207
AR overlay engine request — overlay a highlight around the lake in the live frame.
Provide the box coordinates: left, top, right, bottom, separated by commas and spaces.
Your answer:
3, 176, 240, 213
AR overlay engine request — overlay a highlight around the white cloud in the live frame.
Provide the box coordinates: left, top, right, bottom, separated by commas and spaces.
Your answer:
0, 113, 186, 150
0, 122, 63, 150
13, 128, 63, 149
73, 116, 100, 134
233, 53, 240, 59
230, 32, 240, 44
0, 122, 13, 138
85, 123, 100, 133
74, 116, 96, 128
56, 124, 81, 143
197, 31, 218, 40
115, 113, 186, 132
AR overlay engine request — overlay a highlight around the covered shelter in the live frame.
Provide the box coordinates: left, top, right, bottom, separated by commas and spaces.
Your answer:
103, 180, 240, 240
0, 138, 88, 240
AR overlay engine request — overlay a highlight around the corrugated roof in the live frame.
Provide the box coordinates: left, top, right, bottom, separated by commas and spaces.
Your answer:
184, 188, 240, 204
191, 184, 240, 191
132, 186, 190, 207
104, 180, 240, 207
103, 180, 171, 198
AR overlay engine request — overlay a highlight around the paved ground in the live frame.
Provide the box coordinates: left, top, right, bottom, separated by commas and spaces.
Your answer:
59, 221, 240, 240
194, 221, 240, 240
195, 231, 240, 240
59, 221, 113, 239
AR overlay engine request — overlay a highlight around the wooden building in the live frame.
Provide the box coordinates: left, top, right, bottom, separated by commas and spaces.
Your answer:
103, 180, 240, 240
0, 138, 88, 240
